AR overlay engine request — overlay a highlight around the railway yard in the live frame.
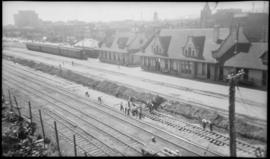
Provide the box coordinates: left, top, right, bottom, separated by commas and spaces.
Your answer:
2, 43, 267, 157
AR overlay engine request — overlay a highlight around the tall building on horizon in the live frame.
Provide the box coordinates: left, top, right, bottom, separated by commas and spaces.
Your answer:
14, 10, 41, 28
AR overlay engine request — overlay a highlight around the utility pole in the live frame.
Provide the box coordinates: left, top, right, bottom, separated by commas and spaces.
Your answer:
227, 22, 244, 157
227, 69, 244, 157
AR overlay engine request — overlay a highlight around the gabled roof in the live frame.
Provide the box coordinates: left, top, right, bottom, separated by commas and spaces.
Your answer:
141, 30, 160, 51
224, 42, 268, 70
117, 37, 129, 49
141, 28, 230, 63
110, 32, 136, 50
191, 36, 205, 55
212, 26, 249, 59
159, 36, 171, 55
127, 33, 147, 51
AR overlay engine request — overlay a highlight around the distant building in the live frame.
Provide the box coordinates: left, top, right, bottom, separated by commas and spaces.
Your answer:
232, 12, 268, 42
153, 11, 159, 22
211, 9, 242, 27
200, 3, 212, 28
14, 10, 41, 28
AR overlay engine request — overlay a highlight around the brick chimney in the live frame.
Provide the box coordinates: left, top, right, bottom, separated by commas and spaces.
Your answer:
213, 25, 220, 43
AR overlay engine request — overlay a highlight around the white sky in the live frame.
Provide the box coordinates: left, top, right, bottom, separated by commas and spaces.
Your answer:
3, 1, 268, 25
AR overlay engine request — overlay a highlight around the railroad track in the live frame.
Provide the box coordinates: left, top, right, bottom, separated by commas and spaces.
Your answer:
42, 108, 120, 156
2, 92, 90, 156
3, 61, 222, 156
142, 111, 259, 156
3, 50, 266, 127
3, 75, 142, 156
5, 60, 262, 157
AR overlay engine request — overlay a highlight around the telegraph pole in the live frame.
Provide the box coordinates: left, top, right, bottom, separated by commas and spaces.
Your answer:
227, 22, 244, 157
227, 70, 244, 157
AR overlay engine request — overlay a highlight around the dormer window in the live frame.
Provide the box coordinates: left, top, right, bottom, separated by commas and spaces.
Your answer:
188, 47, 191, 57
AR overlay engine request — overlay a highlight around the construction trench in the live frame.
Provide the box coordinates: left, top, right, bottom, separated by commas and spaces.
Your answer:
3, 54, 266, 145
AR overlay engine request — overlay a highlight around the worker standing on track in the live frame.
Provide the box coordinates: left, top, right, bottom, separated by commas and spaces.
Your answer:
98, 96, 102, 104
208, 120, 213, 132
151, 136, 156, 143
139, 107, 142, 120
127, 107, 130, 116
120, 102, 124, 112
125, 107, 127, 115
202, 119, 207, 130
85, 91, 90, 97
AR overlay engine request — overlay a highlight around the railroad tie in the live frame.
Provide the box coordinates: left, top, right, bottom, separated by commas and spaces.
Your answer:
220, 142, 225, 146
214, 141, 220, 146
90, 149, 102, 156
209, 138, 215, 143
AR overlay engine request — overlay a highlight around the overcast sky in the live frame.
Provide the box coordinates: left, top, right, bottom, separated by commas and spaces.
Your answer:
3, 1, 268, 25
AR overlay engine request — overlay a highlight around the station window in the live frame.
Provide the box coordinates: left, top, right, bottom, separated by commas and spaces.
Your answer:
192, 50, 195, 57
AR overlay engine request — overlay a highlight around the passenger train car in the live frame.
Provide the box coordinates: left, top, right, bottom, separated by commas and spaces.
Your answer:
25, 42, 99, 60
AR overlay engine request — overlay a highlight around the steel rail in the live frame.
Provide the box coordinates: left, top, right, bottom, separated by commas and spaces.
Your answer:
3, 62, 223, 155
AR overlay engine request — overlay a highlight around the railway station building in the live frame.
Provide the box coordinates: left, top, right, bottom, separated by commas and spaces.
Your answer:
212, 24, 268, 88
98, 31, 148, 66
135, 27, 230, 81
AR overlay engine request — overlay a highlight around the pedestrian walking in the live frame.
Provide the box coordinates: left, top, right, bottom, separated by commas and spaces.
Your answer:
202, 119, 207, 130
72, 61, 74, 66
124, 107, 127, 115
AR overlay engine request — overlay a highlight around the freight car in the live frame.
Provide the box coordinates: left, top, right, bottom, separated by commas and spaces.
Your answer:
25, 42, 87, 60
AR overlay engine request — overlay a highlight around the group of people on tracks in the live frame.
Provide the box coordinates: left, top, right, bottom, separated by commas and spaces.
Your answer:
119, 96, 142, 119
201, 119, 213, 131
59, 61, 75, 69
84, 91, 103, 104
